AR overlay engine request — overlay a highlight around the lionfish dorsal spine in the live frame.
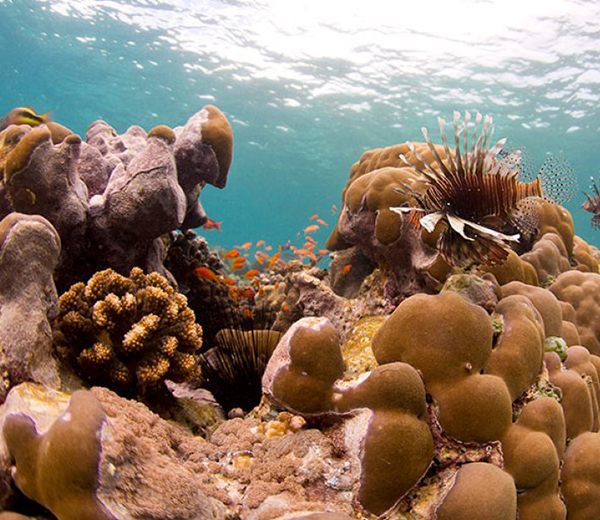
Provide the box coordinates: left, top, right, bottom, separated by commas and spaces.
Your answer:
453, 111, 466, 175
462, 111, 471, 174
401, 143, 439, 182
421, 126, 454, 179
438, 117, 458, 176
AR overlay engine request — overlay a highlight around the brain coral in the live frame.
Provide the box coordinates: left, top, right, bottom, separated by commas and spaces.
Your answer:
53, 267, 202, 397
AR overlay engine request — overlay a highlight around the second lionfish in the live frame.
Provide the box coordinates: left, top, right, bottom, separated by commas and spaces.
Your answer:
391, 111, 576, 267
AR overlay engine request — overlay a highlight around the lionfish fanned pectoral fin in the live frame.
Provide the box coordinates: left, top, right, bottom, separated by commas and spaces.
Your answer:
437, 227, 511, 268
509, 196, 540, 242
538, 155, 577, 204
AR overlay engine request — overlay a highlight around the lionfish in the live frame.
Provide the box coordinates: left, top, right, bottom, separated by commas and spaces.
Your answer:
391, 111, 576, 267
582, 173, 600, 230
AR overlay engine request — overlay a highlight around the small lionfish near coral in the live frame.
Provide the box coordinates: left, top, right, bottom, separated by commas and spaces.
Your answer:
390, 111, 576, 267
582, 173, 600, 230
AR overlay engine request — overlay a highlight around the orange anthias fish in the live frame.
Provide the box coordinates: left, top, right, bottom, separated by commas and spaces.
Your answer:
224, 249, 241, 259
296, 249, 318, 262
239, 242, 253, 250
244, 269, 259, 279
342, 264, 352, 275
255, 240, 266, 247
310, 214, 319, 220
220, 277, 236, 285
202, 218, 223, 231
194, 266, 219, 282
304, 224, 319, 234
268, 252, 281, 269
316, 219, 328, 227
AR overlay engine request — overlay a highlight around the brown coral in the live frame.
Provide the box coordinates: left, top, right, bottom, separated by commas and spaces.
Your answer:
549, 271, 600, 355
3, 390, 113, 520
262, 317, 434, 515
53, 267, 202, 396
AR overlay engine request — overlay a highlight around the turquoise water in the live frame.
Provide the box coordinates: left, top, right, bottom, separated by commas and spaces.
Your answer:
2, 0, 600, 250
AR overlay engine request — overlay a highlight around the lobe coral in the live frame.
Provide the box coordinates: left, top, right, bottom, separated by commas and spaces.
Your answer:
391, 111, 576, 268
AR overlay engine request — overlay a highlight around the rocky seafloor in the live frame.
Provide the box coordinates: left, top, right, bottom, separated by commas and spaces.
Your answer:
1, 105, 600, 520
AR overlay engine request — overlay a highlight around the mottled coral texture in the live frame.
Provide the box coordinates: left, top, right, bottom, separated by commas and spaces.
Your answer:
0, 105, 233, 290
53, 267, 202, 396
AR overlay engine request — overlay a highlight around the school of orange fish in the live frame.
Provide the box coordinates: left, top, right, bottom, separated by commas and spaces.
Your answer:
193, 205, 353, 313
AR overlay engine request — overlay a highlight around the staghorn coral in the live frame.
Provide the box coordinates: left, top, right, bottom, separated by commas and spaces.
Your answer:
53, 267, 202, 397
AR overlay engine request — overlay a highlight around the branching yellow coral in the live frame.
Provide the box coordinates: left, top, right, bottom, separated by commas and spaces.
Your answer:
53, 267, 202, 395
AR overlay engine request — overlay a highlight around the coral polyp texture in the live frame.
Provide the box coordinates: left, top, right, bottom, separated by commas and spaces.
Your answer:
52, 267, 202, 396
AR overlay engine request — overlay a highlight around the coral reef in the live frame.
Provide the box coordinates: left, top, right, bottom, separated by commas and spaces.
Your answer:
0, 105, 233, 291
3, 105, 600, 520
52, 267, 202, 397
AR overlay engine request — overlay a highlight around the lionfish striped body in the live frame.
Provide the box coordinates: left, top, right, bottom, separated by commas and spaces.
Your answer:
582, 174, 600, 230
391, 111, 574, 267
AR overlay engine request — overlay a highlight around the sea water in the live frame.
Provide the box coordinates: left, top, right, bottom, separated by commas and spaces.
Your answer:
1, 0, 599, 251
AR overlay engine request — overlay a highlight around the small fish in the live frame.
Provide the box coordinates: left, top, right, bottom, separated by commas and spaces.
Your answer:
239, 241, 253, 250
202, 218, 222, 231
265, 245, 273, 251
224, 249, 241, 259
318, 249, 329, 256
310, 214, 319, 220
282, 303, 290, 311
296, 249, 318, 262
255, 240, 266, 247
331, 204, 338, 214
255, 255, 265, 264
232, 257, 246, 265
220, 277, 236, 285
194, 266, 219, 282
244, 269, 259, 279
304, 224, 319, 234
269, 252, 281, 269
0, 107, 52, 132
316, 219, 328, 227
342, 264, 352, 275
